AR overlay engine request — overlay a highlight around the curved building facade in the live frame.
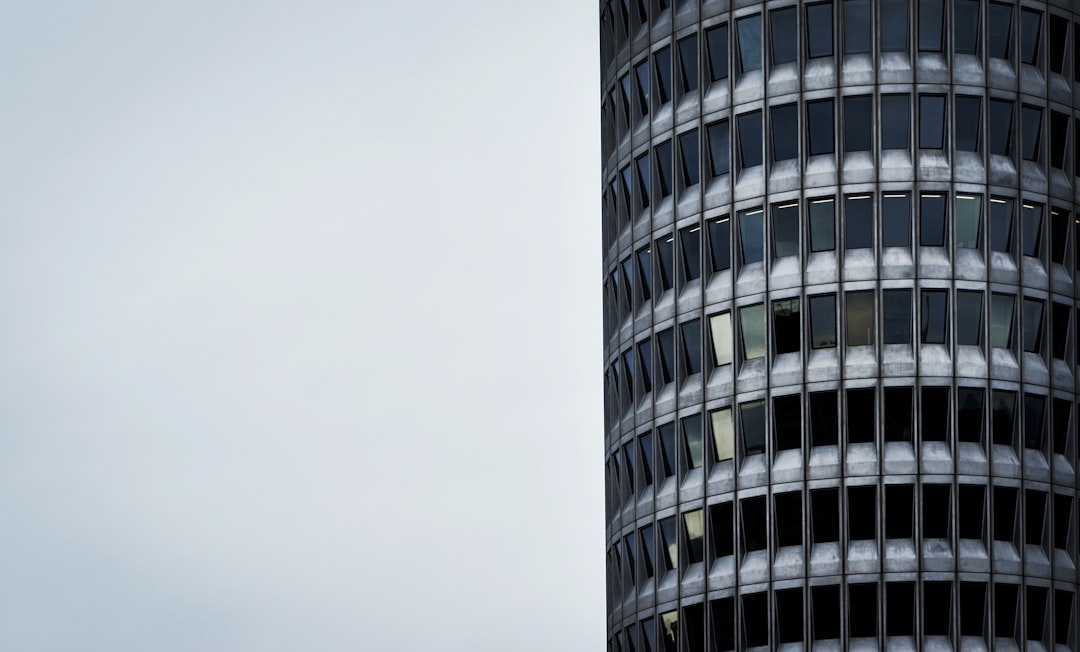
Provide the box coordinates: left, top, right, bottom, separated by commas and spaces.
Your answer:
601, 0, 1080, 649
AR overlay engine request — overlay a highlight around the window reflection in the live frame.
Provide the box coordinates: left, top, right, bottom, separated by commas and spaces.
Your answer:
955, 95, 981, 152
919, 95, 946, 149
810, 294, 837, 348
989, 99, 1013, 156
683, 510, 704, 564
707, 119, 730, 176
773, 298, 801, 355
678, 35, 699, 93
737, 111, 763, 169
809, 197, 836, 252
739, 208, 765, 264
659, 516, 678, 571
955, 195, 981, 248
678, 130, 699, 188
1020, 9, 1041, 66
737, 15, 762, 73
679, 225, 701, 280
711, 407, 734, 461
740, 303, 766, 360
709, 311, 733, 366
845, 195, 873, 249
843, 96, 872, 152
990, 293, 1015, 348
807, 100, 835, 156
883, 288, 912, 344
682, 414, 703, 469
846, 290, 875, 346
772, 202, 799, 258
882, 193, 911, 247
654, 47, 672, 105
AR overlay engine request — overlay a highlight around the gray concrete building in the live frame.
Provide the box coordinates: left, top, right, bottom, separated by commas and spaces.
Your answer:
601, 0, 1080, 648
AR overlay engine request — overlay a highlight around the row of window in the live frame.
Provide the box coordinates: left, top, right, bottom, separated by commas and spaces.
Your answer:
602, 0, 1068, 88
609, 483, 1073, 598
608, 583, 1075, 650
605, 387, 1074, 506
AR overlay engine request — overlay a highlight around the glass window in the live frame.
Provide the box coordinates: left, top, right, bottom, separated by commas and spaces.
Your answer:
738, 208, 764, 264
770, 7, 797, 66
881, 94, 910, 150
918, 0, 943, 52
1023, 298, 1044, 353
919, 95, 945, 149
843, 0, 871, 54
772, 202, 799, 258
884, 387, 913, 442
1020, 9, 1041, 66
1049, 15, 1068, 75
657, 328, 676, 384
806, 2, 834, 58
634, 60, 650, 117
990, 293, 1015, 348
845, 195, 873, 249
679, 129, 700, 188
882, 192, 911, 247
955, 95, 982, 152
1051, 208, 1069, 265
846, 290, 875, 346
711, 407, 734, 461
992, 391, 1016, 446
683, 509, 704, 565
989, 99, 1013, 156
921, 387, 949, 441
618, 75, 632, 124
682, 414, 704, 469
655, 47, 672, 106
635, 153, 651, 210
880, 0, 910, 52
706, 24, 729, 82
655, 140, 673, 199
883, 288, 912, 344
810, 391, 839, 446
681, 319, 702, 374
658, 422, 677, 478
1024, 394, 1046, 449
1052, 302, 1070, 359
843, 95, 872, 152
736, 15, 762, 74
771, 103, 799, 162
847, 388, 876, 443
736, 111, 763, 169
954, 0, 980, 55
656, 234, 675, 291
659, 516, 678, 571
741, 399, 766, 456
809, 197, 836, 252
679, 225, 701, 281
637, 246, 653, 304
920, 193, 946, 247
678, 35, 699, 93
740, 303, 766, 360
773, 298, 801, 355
1022, 202, 1043, 257
707, 119, 730, 176
1050, 111, 1068, 170
639, 432, 655, 488
988, 2, 1012, 59
638, 340, 653, 394
956, 387, 985, 443
921, 289, 948, 344
1021, 105, 1042, 161
956, 290, 983, 346
955, 194, 981, 248
807, 100, 834, 156
708, 216, 731, 272
990, 197, 1013, 252
809, 294, 837, 348
710, 312, 733, 366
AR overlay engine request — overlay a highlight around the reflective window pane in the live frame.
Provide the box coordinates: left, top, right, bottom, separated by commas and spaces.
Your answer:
1023, 298, 1044, 353
736, 15, 762, 73
1020, 9, 1041, 66
708, 217, 731, 272
739, 303, 766, 360
681, 319, 702, 374
846, 290, 875, 346
657, 328, 676, 383
809, 294, 837, 348
706, 24, 729, 82
656, 235, 675, 290
738, 208, 764, 264
711, 407, 734, 461
990, 197, 1013, 252
637, 246, 653, 303
634, 60, 650, 117
655, 140, 673, 199
682, 414, 704, 469
678, 35, 699, 93
989, 99, 1013, 156
770, 8, 797, 66
741, 400, 766, 456
956, 290, 983, 346
679, 225, 701, 280
955, 194, 981, 248
806, 2, 834, 58
843, 0, 871, 54
1022, 202, 1043, 257
919, 95, 945, 149
881, 0, 910, 52
636, 153, 651, 210
679, 129, 700, 188
772, 103, 799, 162
709, 311, 733, 366
955, 95, 981, 152
707, 120, 730, 176
1021, 105, 1042, 161
921, 289, 948, 344
655, 47, 672, 105
881, 94, 910, 150
772, 202, 799, 258
883, 288, 912, 344
807, 100, 834, 156
882, 192, 911, 247
918, 0, 943, 52
920, 193, 946, 247
737, 111, 763, 169
843, 95, 872, 152
954, 0, 980, 55
809, 197, 836, 252
990, 293, 1015, 348
773, 298, 801, 355
845, 195, 873, 249
988, 2, 1012, 59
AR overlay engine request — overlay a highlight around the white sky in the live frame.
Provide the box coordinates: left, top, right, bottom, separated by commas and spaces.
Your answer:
0, 2, 602, 649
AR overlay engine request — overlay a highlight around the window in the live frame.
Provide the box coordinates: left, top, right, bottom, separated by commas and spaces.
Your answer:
773, 298, 800, 355
1021, 105, 1042, 161
1052, 301, 1069, 360
711, 407, 734, 461
1022, 202, 1042, 257
845, 195, 873, 249
881, 94, 910, 150
654, 140, 673, 199
843, 0, 871, 54
657, 328, 676, 384
919, 95, 946, 149
955, 194, 981, 248
960, 583, 986, 637
882, 192, 911, 247
1024, 394, 1046, 449
706, 119, 730, 176
918, 0, 944, 52
989, 99, 1013, 156
955, 0, 980, 55
957, 387, 984, 443
806, 2, 833, 58
682, 413, 704, 468
654, 47, 672, 106
618, 75, 632, 124
921, 386, 949, 441
1020, 9, 1041, 66
809, 294, 837, 348
923, 582, 951, 636
736, 111, 763, 169
1055, 591, 1074, 646
847, 387, 875, 443
774, 395, 801, 450
955, 95, 982, 152
775, 588, 803, 644
1049, 15, 1068, 75
807, 100, 834, 156
848, 485, 876, 538
681, 318, 702, 374
736, 15, 762, 74
810, 391, 838, 446
741, 592, 768, 648
1050, 112, 1069, 170
680, 604, 704, 652
1022, 298, 1044, 354
884, 387, 913, 441
739, 303, 766, 360
634, 60, 650, 118
706, 24, 729, 82
741, 399, 766, 456
992, 390, 1016, 446
711, 502, 734, 558
846, 290, 874, 346
641, 617, 658, 652
770, 7, 797, 66
771, 103, 798, 162
738, 207, 764, 264
921, 289, 947, 344
988, 2, 1012, 59
659, 516, 678, 571
772, 202, 799, 258
635, 153, 651, 211
678, 129, 700, 188
885, 484, 914, 538
809, 197, 835, 251
638, 339, 653, 395
883, 289, 913, 344
708, 217, 731, 272
639, 432, 655, 489
812, 585, 841, 641
683, 509, 704, 564
990, 293, 1015, 348
920, 193, 946, 247
679, 225, 701, 281
956, 290, 983, 346
774, 491, 802, 547
993, 486, 1018, 542
677, 35, 698, 93
711, 597, 735, 652
1054, 493, 1072, 549
640, 524, 656, 579
880, 0, 909, 52
1052, 398, 1072, 455
709, 311, 733, 366
843, 95, 872, 152
636, 246, 652, 304
810, 487, 839, 543
990, 197, 1013, 252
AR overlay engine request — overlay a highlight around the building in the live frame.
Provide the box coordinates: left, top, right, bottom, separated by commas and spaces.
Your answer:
601, 0, 1080, 649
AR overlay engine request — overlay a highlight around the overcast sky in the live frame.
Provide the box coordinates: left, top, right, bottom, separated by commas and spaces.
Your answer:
0, 2, 601, 649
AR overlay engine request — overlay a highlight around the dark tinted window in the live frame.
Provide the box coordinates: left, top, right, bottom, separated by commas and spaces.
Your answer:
921, 387, 949, 441
918, 0, 943, 52
807, 100, 834, 156
706, 25, 729, 82
920, 193, 946, 247
810, 294, 837, 348
1020, 9, 1041, 65
679, 129, 700, 188
1022, 202, 1043, 257
957, 387, 985, 443
843, 95, 872, 152
770, 8, 797, 66
921, 289, 948, 344
988, 2, 1012, 59
809, 391, 838, 446
707, 120, 730, 176
1023, 298, 1044, 353
741, 400, 766, 456
1021, 105, 1042, 161
955, 194, 980, 248
635, 153, 651, 210
739, 208, 765, 264
1049, 15, 1068, 75
772, 202, 799, 258
656, 235, 675, 291
880, 0, 909, 52
955, 95, 981, 152
654, 140, 673, 199
634, 60, 650, 117
881, 94, 910, 150
806, 2, 834, 58
956, 290, 983, 346
736, 15, 762, 73
919, 95, 945, 149
655, 47, 672, 105
1051, 208, 1069, 264
708, 217, 731, 272
847, 291, 875, 346
954, 0, 980, 55
679, 225, 701, 281
884, 387, 913, 441
847, 388, 875, 443
845, 195, 873, 249
883, 289, 912, 344
677, 35, 698, 93
774, 298, 801, 355
882, 192, 911, 247
1024, 394, 1046, 449
809, 197, 835, 252
1050, 111, 1068, 169
989, 197, 1013, 252
737, 111, 763, 169
771, 103, 799, 162
843, 0, 871, 54
989, 99, 1013, 156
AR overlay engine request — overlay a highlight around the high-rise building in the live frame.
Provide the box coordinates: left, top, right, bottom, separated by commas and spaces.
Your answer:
601, 1, 1080, 648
